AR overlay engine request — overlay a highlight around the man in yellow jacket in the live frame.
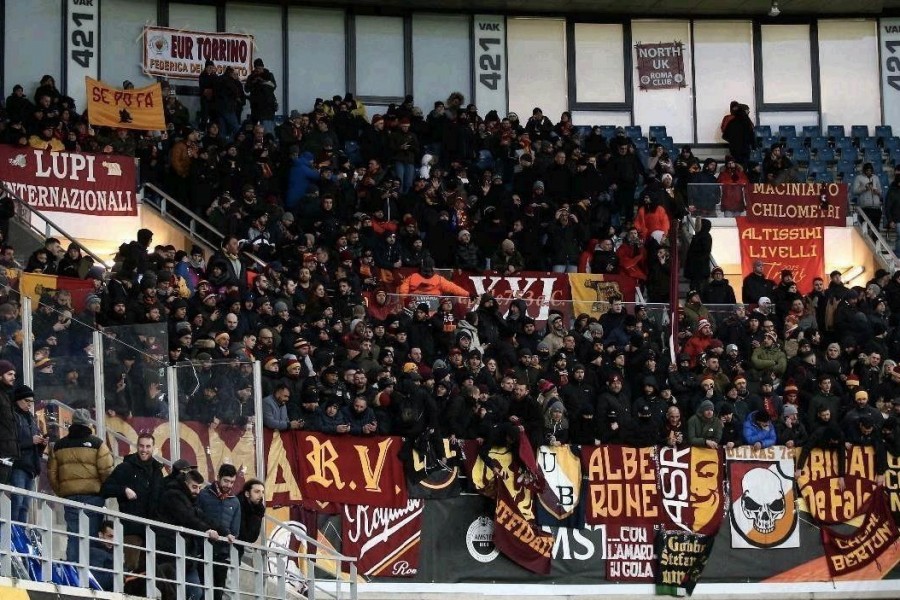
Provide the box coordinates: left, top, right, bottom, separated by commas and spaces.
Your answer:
48, 408, 113, 563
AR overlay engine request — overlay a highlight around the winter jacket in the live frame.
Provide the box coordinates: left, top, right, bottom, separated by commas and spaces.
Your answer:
634, 204, 670, 241
245, 68, 278, 121
197, 482, 242, 556
742, 411, 777, 448
48, 424, 113, 498
155, 479, 221, 558
686, 410, 723, 447
101, 452, 166, 536
285, 152, 320, 210
238, 494, 265, 544
397, 273, 469, 297
12, 406, 42, 475
0, 384, 20, 461
750, 346, 787, 377
683, 219, 712, 282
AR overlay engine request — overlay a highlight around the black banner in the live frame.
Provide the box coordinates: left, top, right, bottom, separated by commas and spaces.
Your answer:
655, 531, 715, 596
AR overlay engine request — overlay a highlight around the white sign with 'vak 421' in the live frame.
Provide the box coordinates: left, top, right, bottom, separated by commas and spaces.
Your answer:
473, 15, 507, 117
881, 19, 900, 132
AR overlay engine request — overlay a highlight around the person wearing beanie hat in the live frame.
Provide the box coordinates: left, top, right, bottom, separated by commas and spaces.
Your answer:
750, 328, 787, 381
48, 405, 114, 563
841, 388, 882, 434
687, 399, 723, 448
9, 383, 44, 522
775, 401, 808, 448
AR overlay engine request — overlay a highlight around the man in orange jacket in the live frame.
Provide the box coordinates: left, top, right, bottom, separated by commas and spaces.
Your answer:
396, 258, 472, 300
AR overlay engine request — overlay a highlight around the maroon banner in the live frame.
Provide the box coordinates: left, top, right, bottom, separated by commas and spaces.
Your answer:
493, 483, 554, 574
581, 445, 660, 526
746, 182, 848, 227
342, 499, 424, 577
605, 525, 655, 582
0, 146, 137, 216
821, 491, 899, 577
657, 446, 725, 536
263, 428, 304, 507
452, 271, 572, 324
295, 432, 408, 508
635, 42, 687, 91
796, 446, 879, 525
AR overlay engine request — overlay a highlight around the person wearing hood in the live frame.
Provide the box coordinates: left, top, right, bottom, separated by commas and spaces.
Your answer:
314, 397, 352, 434
285, 148, 321, 212
684, 218, 713, 291
542, 400, 570, 446
475, 293, 508, 347
687, 399, 723, 449
541, 313, 568, 356
627, 402, 663, 446
717, 155, 750, 215
492, 239, 525, 275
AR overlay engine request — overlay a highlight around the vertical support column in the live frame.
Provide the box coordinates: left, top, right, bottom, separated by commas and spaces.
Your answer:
93, 329, 106, 443
21, 295, 34, 388
167, 363, 181, 461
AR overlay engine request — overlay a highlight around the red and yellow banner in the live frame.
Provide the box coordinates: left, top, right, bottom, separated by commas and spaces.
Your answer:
747, 182, 848, 227
567, 273, 637, 318
19, 272, 96, 312
658, 446, 725, 536
581, 445, 660, 526
86, 77, 166, 131
294, 432, 408, 508
736, 217, 824, 294
0, 146, 138, 216
796, 446, 879, 525
493, 483, 554, 574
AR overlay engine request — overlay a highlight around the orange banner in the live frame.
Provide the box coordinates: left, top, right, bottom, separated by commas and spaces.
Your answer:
736, 216, 824, 294
86, 77, 165, 131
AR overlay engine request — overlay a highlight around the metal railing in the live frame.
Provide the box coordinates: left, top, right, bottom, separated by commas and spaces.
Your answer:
142, 182, 268, 269
0, 483, 357, 600
0, 181, 111, 268
853, 205, 897, 270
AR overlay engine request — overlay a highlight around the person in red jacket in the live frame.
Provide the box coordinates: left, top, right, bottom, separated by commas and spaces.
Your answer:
634, 193, 671, 241
717, 156, 750, 216
683, 319, 715, 367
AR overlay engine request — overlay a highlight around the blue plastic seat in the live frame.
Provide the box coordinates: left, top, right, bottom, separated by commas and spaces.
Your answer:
889, 147, 900, 166
810, 137, 830, 152
802, 125, 821, 139
755, 125, 772, 139
791, 147, 810, 165
599, 125, 617, 140
817, 147, 836, 163
807, 160, 827, 176
817, 171, 835, 183
827, 125, 845, 138
851, 125, 869, 139
875, 125, 893, 141
778, 125, 797, 139
841, 146, 859, 162
648, 125, 667, 140
885, 137, 900, 152
624, 125, 642, 139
